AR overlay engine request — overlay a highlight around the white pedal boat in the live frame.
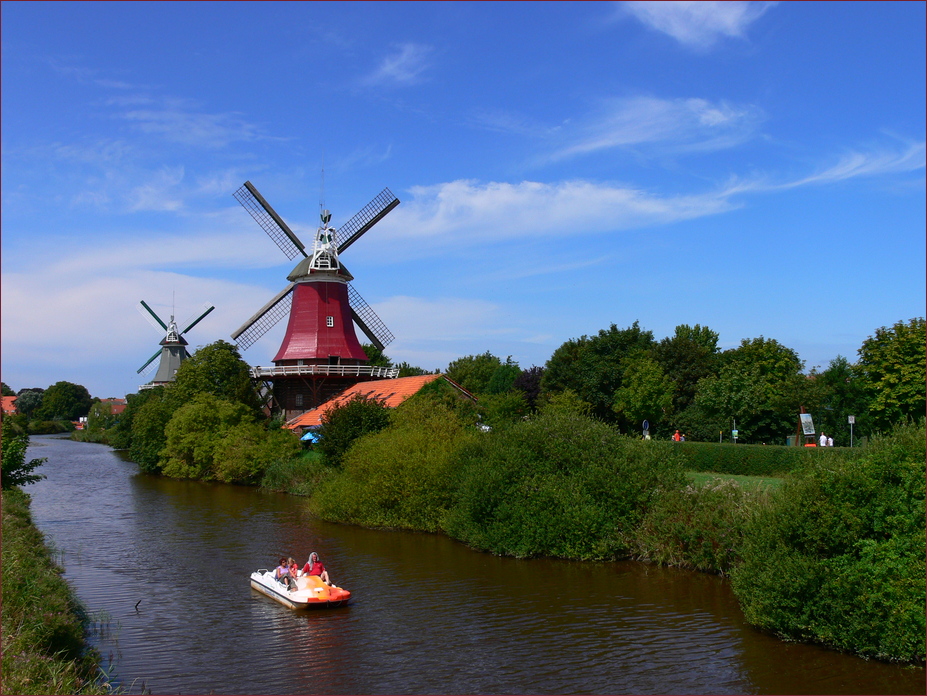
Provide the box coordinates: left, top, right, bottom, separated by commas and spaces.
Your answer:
250, 569, 351, 610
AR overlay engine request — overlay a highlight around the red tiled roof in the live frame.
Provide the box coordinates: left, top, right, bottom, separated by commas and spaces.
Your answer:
2, 396, 18, 414
285, 374, 469, 430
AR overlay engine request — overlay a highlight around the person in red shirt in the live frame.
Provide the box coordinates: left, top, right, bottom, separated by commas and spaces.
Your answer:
302, 551, 331, 586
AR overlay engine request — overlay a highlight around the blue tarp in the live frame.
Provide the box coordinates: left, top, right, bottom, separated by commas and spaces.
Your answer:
300, 430, 320, 443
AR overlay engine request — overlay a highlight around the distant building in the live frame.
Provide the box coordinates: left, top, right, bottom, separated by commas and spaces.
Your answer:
285, 374, 474, 435
1, 396, 18, 415
99, 398, 128, 416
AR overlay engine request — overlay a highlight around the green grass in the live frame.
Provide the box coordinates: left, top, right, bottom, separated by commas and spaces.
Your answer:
1, 489, 112, 694
686, 470, 785, 492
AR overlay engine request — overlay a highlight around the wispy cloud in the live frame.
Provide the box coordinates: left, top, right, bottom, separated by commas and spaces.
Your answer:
722, 141, 927, 195
550, 95, 763, 160
374, 178, 735, 250
118, 97, 267, 148
361, 43, 433, 87
622, 1, 776, 49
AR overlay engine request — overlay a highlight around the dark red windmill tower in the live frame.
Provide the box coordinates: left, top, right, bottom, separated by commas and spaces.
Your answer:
231, 181, 400, 419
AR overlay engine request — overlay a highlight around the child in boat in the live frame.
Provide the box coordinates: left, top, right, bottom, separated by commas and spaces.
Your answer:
275, 557, 296, 590
302, 552, 331, 586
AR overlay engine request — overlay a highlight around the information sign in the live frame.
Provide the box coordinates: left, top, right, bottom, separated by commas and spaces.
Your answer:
848, 415, 855, 424
800, 413, 815, 435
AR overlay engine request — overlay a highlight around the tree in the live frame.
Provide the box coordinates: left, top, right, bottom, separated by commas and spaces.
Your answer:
798, 356, 871, 444
317, 395, 392, 467
86, 400, 120, 432
445, 352, 504, 395
485, 357, 521, 395
160, 393, 256, 479
360, 343, 391, 368
129, 390, 175, 474
691, 337, 804, 444
512, 365, 545, 409
653, 324, 721, 418
14, 389, 44, 417
396, 361, 431, 377
612, 353, 674, 432
1, 419, 46, 488
212, 422, 301, 484
856, 318, 926, 433
35, 381, 93, 421
169, 340, 262, 415
542, 322, 656, 423
1, 382, 14, 396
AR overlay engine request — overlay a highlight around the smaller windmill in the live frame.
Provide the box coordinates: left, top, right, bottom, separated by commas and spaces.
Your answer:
137, 301, 215, 388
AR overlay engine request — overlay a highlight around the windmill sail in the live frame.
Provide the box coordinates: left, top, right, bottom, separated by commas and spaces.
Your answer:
231, 284, 296, 351
335, 188, 399, 254
234, 181, 307, 261
347, 283, 394, 350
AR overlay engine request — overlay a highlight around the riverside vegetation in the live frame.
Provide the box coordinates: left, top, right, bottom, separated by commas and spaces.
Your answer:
1, 489, 112, 694
5, 318, 923, 668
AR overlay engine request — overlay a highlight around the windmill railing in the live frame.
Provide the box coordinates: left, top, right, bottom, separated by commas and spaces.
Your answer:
249, 365, 400, 380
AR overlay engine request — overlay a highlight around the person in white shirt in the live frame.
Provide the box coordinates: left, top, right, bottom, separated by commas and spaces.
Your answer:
819, 432, 827, 447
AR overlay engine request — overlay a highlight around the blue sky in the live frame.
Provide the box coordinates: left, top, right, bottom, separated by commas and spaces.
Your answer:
2, 1, 924, 399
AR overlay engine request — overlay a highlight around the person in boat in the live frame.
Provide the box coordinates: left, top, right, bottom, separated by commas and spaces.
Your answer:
302, 552, 331, 586
288, 557, 300, 580
275, 557, 296, 591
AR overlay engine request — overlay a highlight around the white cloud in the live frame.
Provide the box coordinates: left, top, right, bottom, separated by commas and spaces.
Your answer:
361, 43, 433, 86
118, 97, 268, 148
551, 96, 763, 160
623, 1, 775, 48
372, 178, 735, 252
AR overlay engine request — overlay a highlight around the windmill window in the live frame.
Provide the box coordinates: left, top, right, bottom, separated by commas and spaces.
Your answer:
326, 316, 334, 328
295, 394, 303, 408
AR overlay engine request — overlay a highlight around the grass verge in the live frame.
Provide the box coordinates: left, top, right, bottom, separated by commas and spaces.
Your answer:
1, 489, 112, 695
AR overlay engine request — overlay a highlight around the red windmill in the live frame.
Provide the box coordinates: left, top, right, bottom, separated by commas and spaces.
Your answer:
231, 181, 400, 418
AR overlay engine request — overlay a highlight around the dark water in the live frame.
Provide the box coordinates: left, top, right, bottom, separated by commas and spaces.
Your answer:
25, 435, 924, 695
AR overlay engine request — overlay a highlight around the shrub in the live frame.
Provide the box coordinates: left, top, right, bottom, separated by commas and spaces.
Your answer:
316, 395, 392, 467
629, 478, 771, 574
443, 407, 687, 560
159, 394, 255, 479
260, 450, 334, 497
2, 421, 46, 489
730, 420, 926, 662
310, 398, 478, 531
212, 423, 302, 484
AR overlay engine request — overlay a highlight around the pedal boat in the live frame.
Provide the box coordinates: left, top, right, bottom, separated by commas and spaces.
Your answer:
250, 569, 351, 610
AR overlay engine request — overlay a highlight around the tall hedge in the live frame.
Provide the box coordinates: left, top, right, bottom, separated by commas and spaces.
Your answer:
730, 420, 926, 662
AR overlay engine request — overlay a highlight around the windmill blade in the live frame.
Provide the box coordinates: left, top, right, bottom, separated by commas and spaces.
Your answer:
347, 283, 394, 351
137, 349, 162, 375
233, 181, 307, 261
138, 301, 168, 332
231, 284, 296, 351
184, 348, 193, 359
335, 188, 399, 254
180, 304, 215, 335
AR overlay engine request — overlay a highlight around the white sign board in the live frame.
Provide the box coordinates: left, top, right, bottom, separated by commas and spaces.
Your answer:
848, 415, 855, 424
800, 413, 815, 435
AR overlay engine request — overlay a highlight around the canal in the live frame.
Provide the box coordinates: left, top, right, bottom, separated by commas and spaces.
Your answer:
25, 435, 923, 694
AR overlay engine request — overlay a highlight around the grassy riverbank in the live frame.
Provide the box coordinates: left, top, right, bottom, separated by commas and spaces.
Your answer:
1, 489, 111, 695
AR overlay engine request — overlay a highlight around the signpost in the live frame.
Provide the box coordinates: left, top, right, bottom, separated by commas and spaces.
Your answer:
848, 415, 855, 448
642, 420, 650, 440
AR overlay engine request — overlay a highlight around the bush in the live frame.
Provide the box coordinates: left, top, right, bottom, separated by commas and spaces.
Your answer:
212, 423, 302, 484
316, 395, 392, 467
2, 422, 46, 489
443, 407, 687, 560
260, 450, 334, 497
629, 478, 771, 574
730, 420, 926, 662
310, 398, 478, 531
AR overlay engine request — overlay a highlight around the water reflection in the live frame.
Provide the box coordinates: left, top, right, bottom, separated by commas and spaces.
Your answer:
26, 435, 924, 695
